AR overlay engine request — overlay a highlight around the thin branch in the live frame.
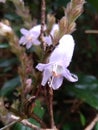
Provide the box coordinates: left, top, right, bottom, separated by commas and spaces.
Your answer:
40, 0, 46, 50
0, 115, 58, 130
85, 30, 98, 34
84, 114, 98, 130
30, 112, 47, 128
48, 87, 56, 129
0, 120, 19, 130
21, 119, 42, 130
6, 106, 47, 128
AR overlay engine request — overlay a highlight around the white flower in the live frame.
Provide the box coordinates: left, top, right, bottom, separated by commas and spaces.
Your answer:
19, 24, 59, 49
19, 25, 41, 49
36, 34, 78, 90
45, 24, 59, 46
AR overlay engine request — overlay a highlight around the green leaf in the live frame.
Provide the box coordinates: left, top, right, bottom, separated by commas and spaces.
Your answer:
95, 122, 98, 130
0, 43, 10, 48
87, 0, 98, 11
0, 58, 18, 67
34, 100, 45, 119
4, 13, 21, 21
66, 74, 98, 109
11, 122, 32, 130
79, 112, 86, 126
11, 100, 45, 129
0, 76, 21, 96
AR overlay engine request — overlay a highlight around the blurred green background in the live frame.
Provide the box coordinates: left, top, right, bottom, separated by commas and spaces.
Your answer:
0, 0, 98, 130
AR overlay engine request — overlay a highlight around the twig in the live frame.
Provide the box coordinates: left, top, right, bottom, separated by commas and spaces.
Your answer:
6, 106, 47, 128
0, 120, 19, 130
84, 114, 98, 130
0, 115, 58, 130
85, 30, 98, 34
48, 87, 56, 129
40, 0, 46, 50
30, 112, 47, 128
21, 119, 42, 130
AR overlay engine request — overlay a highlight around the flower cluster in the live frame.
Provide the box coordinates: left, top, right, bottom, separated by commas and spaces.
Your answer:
19, 24, 59, 49
19, 24, 78, 90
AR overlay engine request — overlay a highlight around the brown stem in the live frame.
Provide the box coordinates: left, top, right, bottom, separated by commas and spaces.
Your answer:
40, 0, 46, 50
6, 106, 47, 129
48, 87, 55, 129
30, 113, 47, 128
85, 30, 98, 34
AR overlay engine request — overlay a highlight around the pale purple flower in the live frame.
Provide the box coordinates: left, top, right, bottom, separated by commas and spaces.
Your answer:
19, 24, 59, 49
19, 25, 41, 49
45, 24, 59, 46
36, 34, 78, 90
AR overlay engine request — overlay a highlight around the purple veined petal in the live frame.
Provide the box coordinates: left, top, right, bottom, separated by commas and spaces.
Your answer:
50, 76, 63, 90
59, 34, 75, 67
26, 41, 33, 49
49, 45, 68, 64
20, 28, 29, 35
44, 36, 52, 46
33, 39, 41, 45
30, 25, 42, 37
36, 62, 55, 72
63, 68, 78, 82
49, 34, 75, 67
19, 36, 27, 45
31, 24, 46, 32
31, 25, 41, 32
30, 31, 40, 38
36, 63, 47, 71
41, 69, 52, 86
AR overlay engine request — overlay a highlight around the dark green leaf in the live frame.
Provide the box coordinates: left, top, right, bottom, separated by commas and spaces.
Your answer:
0, 43, 10, 48
66, 74, 98, 109
11, 122, 32, 130
0, 76, 21, 96
4, 13, 21, 21
0, 58, 18, 67
95, 122, 98, 130
79, 112, 86, 126
34, 100, 45, 119
87, 0, 98, 11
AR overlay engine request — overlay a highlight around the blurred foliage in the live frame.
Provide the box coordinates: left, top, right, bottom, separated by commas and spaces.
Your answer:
0, 0, 98, 130
11, 100, 45, 130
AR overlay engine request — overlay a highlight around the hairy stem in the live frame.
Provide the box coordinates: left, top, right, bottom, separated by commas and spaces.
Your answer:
40, 0, 46, 50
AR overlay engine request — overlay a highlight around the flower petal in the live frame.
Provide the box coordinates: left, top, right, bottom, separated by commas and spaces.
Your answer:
50, 76, 63, 90
44, 36, 52, 46
26, 42, 33, 49
33, 39, 41, 45
31, 25, 41, 32
41, 69, 52, 86
50, 24, 59, 36
19, 36, 26, 45
50, 34, 75, 67
20, 28, 29, 35
59, 34, 75, 67
63, 68, 78, 82
36, 63, 47, 71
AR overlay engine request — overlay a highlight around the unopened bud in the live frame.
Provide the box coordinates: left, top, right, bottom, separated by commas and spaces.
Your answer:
47, 14, 56, 34
0, 22, 12, 36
